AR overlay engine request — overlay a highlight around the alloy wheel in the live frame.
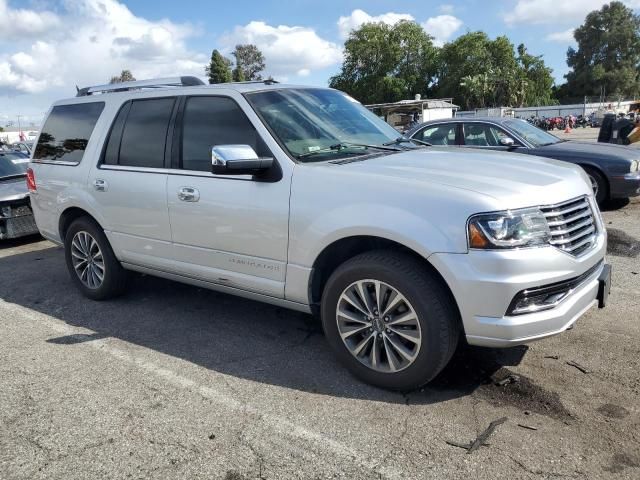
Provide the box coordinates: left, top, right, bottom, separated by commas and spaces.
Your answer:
71, 231, 105, 289
336, 279, 422, 373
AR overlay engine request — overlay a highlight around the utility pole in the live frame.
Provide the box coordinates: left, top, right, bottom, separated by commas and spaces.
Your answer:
16, 115, 23, 141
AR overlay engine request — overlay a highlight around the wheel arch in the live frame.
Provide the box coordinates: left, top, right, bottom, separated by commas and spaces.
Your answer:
577, 163, 610, 198
308, 235, 462, 323
59, 206, 104, 241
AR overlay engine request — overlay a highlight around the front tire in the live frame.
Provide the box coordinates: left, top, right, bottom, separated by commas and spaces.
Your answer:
583, 166, 608, 206
64, 217, 127, 300
321, 251, 460, 390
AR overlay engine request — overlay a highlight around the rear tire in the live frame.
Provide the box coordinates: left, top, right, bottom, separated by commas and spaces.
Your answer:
583, 166, 608, 206
64, 217, 127, 300
320, 250, 460, 391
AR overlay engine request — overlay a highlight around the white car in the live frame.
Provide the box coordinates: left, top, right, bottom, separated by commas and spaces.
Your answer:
28, 77, 610, 390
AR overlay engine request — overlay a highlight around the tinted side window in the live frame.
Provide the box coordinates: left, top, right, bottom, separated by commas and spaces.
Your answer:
118, 98, 175, 168
33, 102, 105, 164
463, 124, 510, 147
181, 96, 270, 172
418, 124, 457, 145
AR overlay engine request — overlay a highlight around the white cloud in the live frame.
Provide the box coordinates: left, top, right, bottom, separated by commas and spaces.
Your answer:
421, 15, 463, 46
0, 0, 61, 38
505, 0, 640, 25
337, 9, 414, 39
0, 0, 204, 95
545, 28, 576, 43
220, 21, 342, 79
337, 9, 463, 46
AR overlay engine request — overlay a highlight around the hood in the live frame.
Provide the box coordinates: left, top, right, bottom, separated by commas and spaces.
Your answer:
327, 148, 592, 208
537, 140, 638, 162
0, 177, 29, 203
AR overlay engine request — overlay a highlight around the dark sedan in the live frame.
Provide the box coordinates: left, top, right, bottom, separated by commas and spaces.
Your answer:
407, 117, 640, 205
0, 151, 39, 240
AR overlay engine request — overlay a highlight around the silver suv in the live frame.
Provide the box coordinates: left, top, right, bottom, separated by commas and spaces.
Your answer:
28, 77, 611, 390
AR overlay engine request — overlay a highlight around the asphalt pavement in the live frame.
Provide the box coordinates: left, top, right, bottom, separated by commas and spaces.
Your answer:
1, 197, 639, 479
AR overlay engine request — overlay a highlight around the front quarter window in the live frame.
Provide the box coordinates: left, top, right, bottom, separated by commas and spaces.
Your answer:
246, 88, 400, 161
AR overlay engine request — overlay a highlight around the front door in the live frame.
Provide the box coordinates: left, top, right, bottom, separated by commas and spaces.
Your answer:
166, 95, 291, 298
460, 122, 522, 151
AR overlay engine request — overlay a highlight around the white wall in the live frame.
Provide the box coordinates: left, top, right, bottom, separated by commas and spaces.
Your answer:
421, 107, 454, 121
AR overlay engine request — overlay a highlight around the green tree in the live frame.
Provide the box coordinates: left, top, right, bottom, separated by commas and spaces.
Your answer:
517, 44, 555, 106
109, 70, 136, 84
564, 1, 640, 98
232, 65, 245, 82
436, 32, 553, 109
205, 49, 232, 84
232, 44, 265, 81
329, 20, 438, 104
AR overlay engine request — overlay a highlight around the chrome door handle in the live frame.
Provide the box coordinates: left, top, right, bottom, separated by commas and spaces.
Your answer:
177, 186, 200, 202
93, 179, 107, 192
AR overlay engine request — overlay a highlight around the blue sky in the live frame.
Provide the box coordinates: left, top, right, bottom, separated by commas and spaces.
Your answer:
1, 0, 639, 126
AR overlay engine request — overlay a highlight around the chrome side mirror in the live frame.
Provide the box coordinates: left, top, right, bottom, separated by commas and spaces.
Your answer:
211, 145, 273, 175
500, 137, 516, 147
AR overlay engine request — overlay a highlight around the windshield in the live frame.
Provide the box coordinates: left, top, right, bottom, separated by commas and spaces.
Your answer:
504, 119, 561, 147
0, 152, 29, 179
246, 88, 402, 161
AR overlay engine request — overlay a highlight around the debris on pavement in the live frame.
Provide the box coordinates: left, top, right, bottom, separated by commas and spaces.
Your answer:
566, 361, 590, 374
468, 417, 508, 453
517, 424, 538, 431
544, 355, 559, 360
447, 417, 508, 454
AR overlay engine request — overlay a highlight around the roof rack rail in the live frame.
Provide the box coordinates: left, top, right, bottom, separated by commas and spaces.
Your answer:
76, 76, 205, 97
225, 79, 279, 86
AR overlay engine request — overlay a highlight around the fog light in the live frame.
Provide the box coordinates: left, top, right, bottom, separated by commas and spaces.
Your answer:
510, 291, 570, 315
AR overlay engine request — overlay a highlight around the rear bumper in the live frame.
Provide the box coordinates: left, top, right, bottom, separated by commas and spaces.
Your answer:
0, 204, 39, 240
610, 172, 640, 198
429, 231, 607, 348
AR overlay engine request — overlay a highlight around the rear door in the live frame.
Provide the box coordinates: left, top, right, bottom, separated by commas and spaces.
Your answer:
411, 123, 460, 146
165, 95, 291, 298
90, 97, 177, 269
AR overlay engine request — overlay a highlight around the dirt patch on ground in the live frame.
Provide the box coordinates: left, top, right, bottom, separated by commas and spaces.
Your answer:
477, 367, 573, 421
606, 228, 640, 258
597, 403, 630, 419
603, 452, 640, 474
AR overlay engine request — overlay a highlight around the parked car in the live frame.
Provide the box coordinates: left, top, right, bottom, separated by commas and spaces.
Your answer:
408, 117, 640, 205
0, 151, 40, 240
29, 77, 610, 390
11, 142, 33, 155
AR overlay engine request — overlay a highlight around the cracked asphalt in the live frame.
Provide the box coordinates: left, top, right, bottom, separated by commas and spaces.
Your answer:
1, 197, 639, 479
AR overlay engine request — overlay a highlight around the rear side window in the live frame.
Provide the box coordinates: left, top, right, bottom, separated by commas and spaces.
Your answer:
417, 124, 457, 145
103, 98, 175, 168
181, 96, 270, 172
33, 102, 105, 164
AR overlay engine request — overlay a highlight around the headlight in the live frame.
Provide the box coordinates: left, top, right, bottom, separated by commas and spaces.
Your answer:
631, 160, 639, 173
468, 208, 551, 249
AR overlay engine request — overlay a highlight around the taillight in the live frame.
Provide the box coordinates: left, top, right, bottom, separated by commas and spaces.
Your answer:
26, 167, 37, 192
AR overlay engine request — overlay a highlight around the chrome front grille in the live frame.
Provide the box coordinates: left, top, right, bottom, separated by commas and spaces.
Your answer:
541, 196, 597, 257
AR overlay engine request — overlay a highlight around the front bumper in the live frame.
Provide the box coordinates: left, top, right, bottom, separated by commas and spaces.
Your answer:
610, 172, 640, 198
429, 231, 607, 348
0, 203, 39, 240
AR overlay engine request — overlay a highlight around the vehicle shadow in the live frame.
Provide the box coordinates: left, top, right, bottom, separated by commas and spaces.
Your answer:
0, 244, 527, 405
601, 198, 630, 211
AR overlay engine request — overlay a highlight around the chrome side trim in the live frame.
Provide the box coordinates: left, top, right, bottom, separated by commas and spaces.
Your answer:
121, 262, 312, 314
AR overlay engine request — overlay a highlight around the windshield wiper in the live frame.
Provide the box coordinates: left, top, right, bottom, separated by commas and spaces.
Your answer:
383, 136, 432, 147
296, 142, 401, 160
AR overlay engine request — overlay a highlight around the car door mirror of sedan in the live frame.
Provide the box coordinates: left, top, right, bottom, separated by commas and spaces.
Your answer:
211, 145, 273, 175
499, 137, 516, 147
